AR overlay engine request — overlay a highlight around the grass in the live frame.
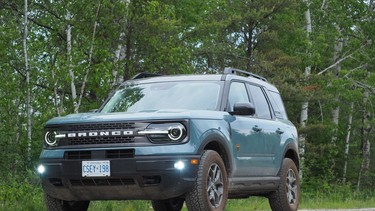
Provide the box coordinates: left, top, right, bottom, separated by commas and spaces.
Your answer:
1, 178, 375, 211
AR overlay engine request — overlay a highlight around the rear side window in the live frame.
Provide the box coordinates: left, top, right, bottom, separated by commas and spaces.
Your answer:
268, 91, 288, 119
248, 84, 272, 119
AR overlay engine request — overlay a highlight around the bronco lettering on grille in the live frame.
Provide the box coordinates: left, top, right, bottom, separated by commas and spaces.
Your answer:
63, 131, 134, 138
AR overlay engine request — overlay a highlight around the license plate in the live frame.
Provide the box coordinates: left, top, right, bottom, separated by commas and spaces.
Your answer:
82, 160, 110, 177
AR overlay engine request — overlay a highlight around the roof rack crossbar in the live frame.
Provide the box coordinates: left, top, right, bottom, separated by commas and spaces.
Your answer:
224, 67, 267, 81
131, 72, 162, 80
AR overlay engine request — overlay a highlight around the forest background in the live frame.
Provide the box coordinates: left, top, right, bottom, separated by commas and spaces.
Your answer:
0, 0, 374, 209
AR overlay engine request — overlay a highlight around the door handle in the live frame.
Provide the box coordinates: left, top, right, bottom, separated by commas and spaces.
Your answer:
252, 126, 262, 132
276, 128, 284, 134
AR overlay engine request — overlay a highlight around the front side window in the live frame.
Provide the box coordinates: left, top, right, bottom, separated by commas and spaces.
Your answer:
101, 81, 222, 113
228, 82, 251, 112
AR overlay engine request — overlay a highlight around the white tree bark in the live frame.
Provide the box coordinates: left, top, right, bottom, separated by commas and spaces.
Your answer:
23, 0, 32, 163
357, 90, 372, 189
66, 11, 78, 113
76, 2, 102, 112
112, 0, 130, 88
331, 26, 343, 145
342, 102, 353, 183
112, 32, 126, 88
299, 0, 312, 178
51, 67, 61, 116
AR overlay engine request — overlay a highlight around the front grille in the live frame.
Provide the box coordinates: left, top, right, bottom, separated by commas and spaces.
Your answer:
45, 122, 150, 146
68, 136, 134, 145
65, 151, 91, 159
62, 122, 136, 131
106, 149, 135, 158
70, 178, 135, 186
65, 149, 134, 160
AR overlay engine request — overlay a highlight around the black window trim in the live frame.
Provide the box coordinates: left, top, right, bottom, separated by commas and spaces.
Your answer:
246, 83, 275, 120
227, 80, 252, 113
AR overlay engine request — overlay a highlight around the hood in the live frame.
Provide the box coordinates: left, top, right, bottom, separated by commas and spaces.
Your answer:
45, 110, 225, 125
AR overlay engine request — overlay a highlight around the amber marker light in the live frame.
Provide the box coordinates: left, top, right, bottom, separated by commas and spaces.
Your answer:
190, 159, 199, 165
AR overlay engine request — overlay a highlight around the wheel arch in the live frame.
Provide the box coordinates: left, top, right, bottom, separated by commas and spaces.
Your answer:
197, 134, 232, 176
283, 143, 300, 171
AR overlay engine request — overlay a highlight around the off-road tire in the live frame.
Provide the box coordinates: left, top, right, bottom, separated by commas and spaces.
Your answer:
268, 158, 300, 211
45, 193, 90, 211
185, 150, 228, 211
151, 198, 184, 211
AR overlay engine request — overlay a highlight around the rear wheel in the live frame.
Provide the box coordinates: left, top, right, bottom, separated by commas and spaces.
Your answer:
268, 158, 300, 211
151, 197, 184, 211
185, 150, 228, 211
45, 193, 90, 211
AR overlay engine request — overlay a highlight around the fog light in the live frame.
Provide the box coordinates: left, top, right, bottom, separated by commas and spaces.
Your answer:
37, 165, 45, 174
174, 161, 185, 170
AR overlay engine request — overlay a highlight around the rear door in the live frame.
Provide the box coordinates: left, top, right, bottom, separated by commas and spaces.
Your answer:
247, 84, 283, 176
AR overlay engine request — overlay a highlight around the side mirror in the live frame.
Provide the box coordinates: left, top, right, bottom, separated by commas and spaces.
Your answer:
231, 102, 255, 116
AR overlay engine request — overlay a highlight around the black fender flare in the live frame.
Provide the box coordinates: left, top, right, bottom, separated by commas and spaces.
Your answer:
280, 142, 300, 172
197, 133, 233, 176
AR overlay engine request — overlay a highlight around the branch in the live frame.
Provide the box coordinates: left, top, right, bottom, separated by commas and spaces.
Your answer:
354, 81, 375, 93
317, 54, 354, 75
4, 1, 66, 41
317, 43, 369, 75
343, 64, 367, 78
34, 2, 62, 21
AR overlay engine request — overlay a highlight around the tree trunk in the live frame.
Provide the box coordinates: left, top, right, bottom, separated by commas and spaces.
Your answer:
112, 32, 126, 88
245, 24, 255, 72
23, 0, 32, 164
331, 26, 343, 145
66, 11, 78, 113
52, 67, 61, 116
76, 1, 101, 112
357, 90, 372, 189
299, 0, 312, 178
112, 0, 130, 88
124, 22, 133, 81
123, 0, 135, 81
342, 102, 354, 183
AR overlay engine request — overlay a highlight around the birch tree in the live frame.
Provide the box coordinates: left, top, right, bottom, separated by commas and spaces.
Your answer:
299, 0, 312, 178
23, 0, 32, 164
76, 1, 102, 112
66, 9, 78, 113
330, 26, 343, 147
342, 102, 353, 183
357, 86, 373, 189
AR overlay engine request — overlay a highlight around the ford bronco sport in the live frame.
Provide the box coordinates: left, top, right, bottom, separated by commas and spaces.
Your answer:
38, 67, 300, 211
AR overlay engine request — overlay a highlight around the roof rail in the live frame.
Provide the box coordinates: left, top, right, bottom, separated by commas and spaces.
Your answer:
131, 72, 162, 80
224, 67, 267, 81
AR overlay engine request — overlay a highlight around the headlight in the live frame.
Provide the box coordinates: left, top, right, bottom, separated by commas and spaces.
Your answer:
139, 122, 187, 143
44, 131, 64, 147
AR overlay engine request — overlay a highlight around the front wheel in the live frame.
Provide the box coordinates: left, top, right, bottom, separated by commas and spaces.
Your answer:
185, 150, 228, 211
268, 158, 300, 211
45, 193, 90, 211
151, 197, 184, 211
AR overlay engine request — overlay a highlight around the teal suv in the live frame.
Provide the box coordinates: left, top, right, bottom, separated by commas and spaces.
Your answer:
38, 68, 300, 211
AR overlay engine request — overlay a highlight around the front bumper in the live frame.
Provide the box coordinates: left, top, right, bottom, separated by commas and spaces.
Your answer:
39, 151, 200, 201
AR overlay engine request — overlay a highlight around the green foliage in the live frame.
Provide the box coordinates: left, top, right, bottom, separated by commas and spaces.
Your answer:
0, 171, 44, 211
0, 0, 374, 208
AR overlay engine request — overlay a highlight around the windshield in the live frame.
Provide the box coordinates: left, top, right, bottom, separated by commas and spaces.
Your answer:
101, 81, 222, 113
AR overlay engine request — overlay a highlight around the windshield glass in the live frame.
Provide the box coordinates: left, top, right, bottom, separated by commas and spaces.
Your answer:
101, 81, 222, 113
